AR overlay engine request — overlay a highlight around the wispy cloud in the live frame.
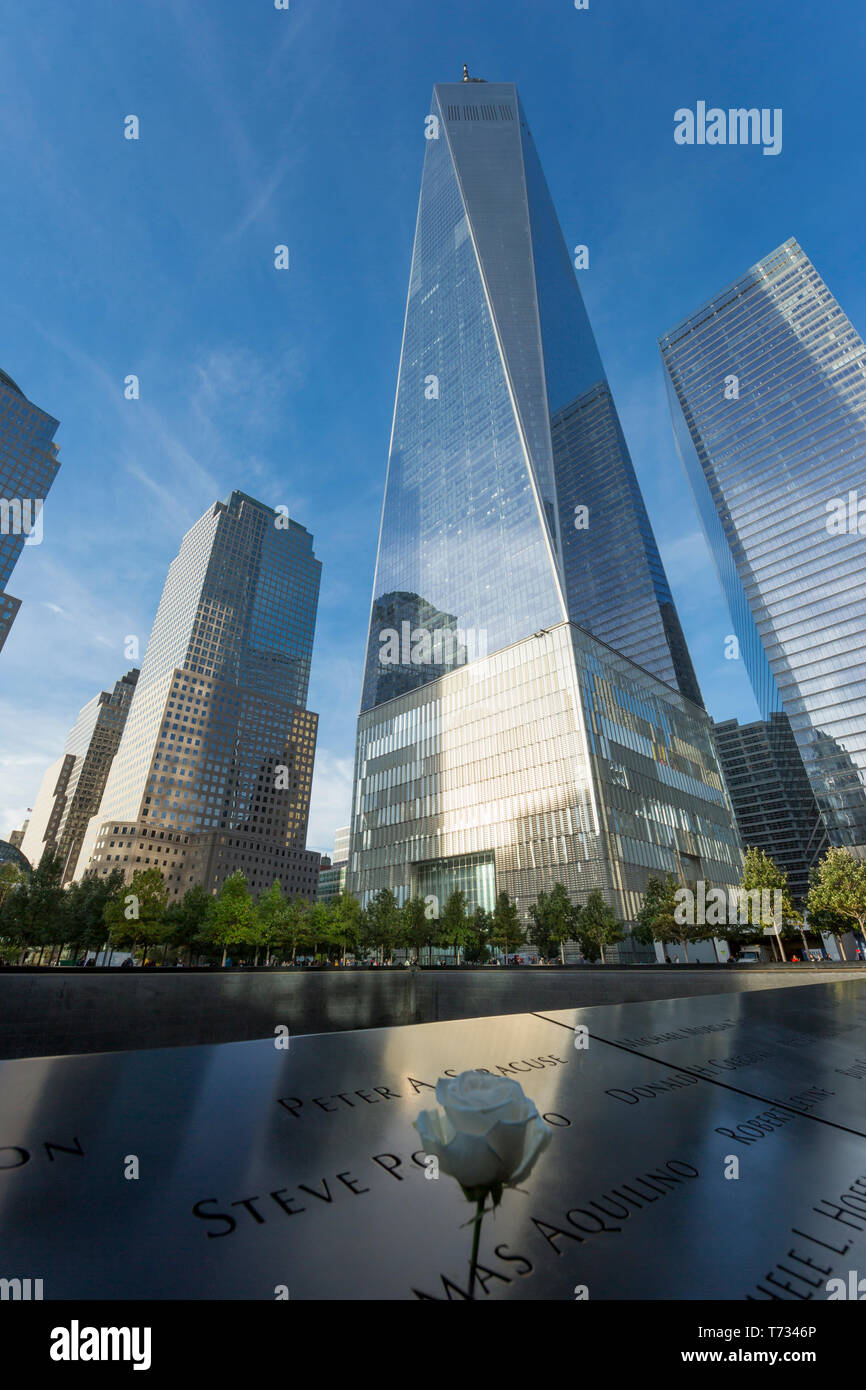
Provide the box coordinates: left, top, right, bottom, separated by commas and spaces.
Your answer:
308, 748, 353, 854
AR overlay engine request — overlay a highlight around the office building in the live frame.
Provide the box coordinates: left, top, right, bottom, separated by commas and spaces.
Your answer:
0, 368, 60, 651
712, 712, 827, 902
20, 669, 139, 882
661, 239, 866, 855
317, 825, 350, 904
349, 76, 740, 938
76, 492, 322, 899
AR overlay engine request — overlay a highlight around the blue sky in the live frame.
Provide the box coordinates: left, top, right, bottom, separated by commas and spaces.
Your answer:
2, 0, 864, 852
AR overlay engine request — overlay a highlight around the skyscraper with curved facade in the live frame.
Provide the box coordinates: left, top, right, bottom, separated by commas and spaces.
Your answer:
349, 77, 740, 935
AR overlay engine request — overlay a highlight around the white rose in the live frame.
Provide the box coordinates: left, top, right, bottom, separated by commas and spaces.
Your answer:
415, 1071, 551, 1198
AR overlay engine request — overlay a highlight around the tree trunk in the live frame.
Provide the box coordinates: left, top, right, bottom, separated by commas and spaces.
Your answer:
221, 946, 227, 966
681, 938, 690, 963
599, 942, 605, 965
837, 934, 847, 961
560, 939, 565, 965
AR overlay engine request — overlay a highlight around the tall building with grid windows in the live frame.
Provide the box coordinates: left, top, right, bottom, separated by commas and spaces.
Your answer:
21, 667, 139, 883
0, 367, 60, 652
712, 713, 827, 903
661, 239, 866, 856
349, 77, 740, 940
75, 492, 322, 899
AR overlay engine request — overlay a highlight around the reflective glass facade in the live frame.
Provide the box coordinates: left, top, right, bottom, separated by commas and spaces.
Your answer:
77, 492, 322, 899
361, 81, 699, 714
352, 623, 740, 921
0, 368, 60, 652
351, 78, 732, 928
661, 240, 866, 853
712, 713, 827, 902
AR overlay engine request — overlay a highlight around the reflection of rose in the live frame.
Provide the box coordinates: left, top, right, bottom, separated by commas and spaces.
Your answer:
415, 1072, 551, 1202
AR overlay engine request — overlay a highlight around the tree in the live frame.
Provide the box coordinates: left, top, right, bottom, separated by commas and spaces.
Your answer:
491, 890, 525, 963
0, 861, 24, 913
463, 905, 493, 964
200, 871, 253, 966
62, 869, 125, 962
441, 889, 470, 965
275, 896, 312, 964
528, 883, 580, 964
163, 883, 215, 964
331, 892, 363, 964
364, 888, 401, 964
737, 847, 801, 962
634, 872, 689, 960
104, 867, 169, 962
255, 880, 291, 966
807, 847, 866, 961
577, 890, 622, 965
2, 851, 64, 963
401, 895, 437, 964
307, 901, 337, 962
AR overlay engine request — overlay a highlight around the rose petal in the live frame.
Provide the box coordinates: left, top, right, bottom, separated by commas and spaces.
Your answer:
508, 1116, 552, 1185
436, 1072, 527, 1136
435, 1130, 508, 1188
483, 1109, 541, 1173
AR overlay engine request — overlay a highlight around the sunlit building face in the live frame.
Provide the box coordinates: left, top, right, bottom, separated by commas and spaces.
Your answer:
76, 492, 322, 900
350, 80, 739, 933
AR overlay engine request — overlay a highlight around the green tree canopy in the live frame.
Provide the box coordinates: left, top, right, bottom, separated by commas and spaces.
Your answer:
2, 851, 65, 962
490, 890, 525, 961
463, 905, 493, 964
200, 871, 253, 965
528, 883, 580, 963
104, 867, 169, 959
807, 847, 866, 961
441, 889, 470, 965
577, 890, 622, 965
62, 868, 125, 958
401, 894, 438, 963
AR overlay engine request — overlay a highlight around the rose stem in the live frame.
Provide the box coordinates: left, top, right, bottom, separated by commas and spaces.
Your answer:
468, 1197, 485, 1299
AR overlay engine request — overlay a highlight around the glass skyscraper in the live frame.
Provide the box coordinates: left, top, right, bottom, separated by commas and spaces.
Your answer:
661, 239, 866, 855
712, 713, 827, 903
0, 367, 60, 652
360, 78, 700, 714
76, 492, 322, 900
350, 77, 739, 933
